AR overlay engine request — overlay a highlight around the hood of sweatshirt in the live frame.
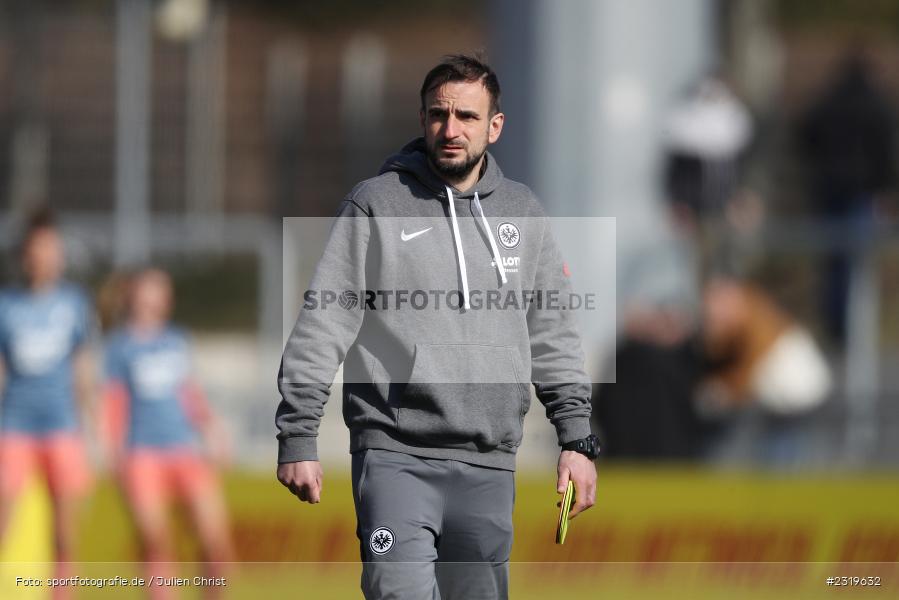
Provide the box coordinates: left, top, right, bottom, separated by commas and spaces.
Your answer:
378, 137, 509, 307
378, 137, 504, 199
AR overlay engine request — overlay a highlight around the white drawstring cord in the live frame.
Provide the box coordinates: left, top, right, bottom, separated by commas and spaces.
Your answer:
446, 186, 471, 310
473, 192, 508, 285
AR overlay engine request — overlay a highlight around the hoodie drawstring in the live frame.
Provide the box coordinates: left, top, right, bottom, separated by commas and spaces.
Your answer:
446, 186, 508, 311
473, 191, 508, 286
446, 186, 471, 310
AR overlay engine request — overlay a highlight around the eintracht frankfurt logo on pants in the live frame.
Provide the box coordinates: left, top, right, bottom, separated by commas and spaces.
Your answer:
370, 527, 395, 555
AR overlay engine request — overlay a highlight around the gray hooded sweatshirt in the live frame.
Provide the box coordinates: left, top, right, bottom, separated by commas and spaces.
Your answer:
276, 137, 592, 471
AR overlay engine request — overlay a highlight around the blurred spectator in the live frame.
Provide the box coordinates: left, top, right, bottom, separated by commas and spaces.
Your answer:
664, 75, 754, 230
99, 268, 233, 600
592, 301, 704, 460
594, 276, 832, 467
697, 277, 832, 466
0, 209, 96, 599
798, 50, 896, 345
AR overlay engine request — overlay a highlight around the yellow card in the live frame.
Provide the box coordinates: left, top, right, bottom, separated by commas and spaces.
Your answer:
555, 481, 575, 544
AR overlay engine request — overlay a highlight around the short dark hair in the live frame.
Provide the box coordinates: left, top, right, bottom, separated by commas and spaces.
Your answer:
420, 53, 501, 116
20, 206, 57, 248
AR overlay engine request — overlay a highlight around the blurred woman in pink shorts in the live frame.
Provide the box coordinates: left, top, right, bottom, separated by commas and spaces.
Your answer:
100, 268, 234, 600
0, 211, 95, 600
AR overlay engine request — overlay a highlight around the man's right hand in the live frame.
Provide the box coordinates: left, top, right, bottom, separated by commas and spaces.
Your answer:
277, 460, 324, 503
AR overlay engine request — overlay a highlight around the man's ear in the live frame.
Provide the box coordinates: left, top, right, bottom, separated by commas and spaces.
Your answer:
420, 109, 426, 131
488, 112, 505, 144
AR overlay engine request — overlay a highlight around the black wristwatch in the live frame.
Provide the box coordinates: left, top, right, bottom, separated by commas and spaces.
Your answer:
561, 434, 600, 460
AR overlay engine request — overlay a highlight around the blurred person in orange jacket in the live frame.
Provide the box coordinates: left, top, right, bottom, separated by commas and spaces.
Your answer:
0, 209, 95, 599
99, 268, 233, 600
698, 276, 832, 464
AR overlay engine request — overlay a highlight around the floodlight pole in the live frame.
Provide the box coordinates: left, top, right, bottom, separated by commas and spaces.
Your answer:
114, 0, 152, 267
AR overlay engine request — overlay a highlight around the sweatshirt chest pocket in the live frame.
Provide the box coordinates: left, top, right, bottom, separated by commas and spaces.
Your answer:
397, 343, 530, 449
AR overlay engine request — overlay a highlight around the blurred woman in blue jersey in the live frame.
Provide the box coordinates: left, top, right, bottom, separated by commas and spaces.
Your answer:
0, 209, 95, 598
99, 267, 234, 600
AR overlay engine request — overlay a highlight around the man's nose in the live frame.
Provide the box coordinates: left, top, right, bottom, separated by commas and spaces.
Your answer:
444, 114, 460, 139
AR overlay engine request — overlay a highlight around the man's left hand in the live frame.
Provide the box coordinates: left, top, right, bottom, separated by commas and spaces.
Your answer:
556, 450, 597, 519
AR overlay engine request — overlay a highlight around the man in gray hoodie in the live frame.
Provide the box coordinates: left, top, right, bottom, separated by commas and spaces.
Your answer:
276, 54, 598, 599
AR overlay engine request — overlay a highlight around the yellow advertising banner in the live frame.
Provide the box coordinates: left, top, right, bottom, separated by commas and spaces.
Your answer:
3, 466, 898, 598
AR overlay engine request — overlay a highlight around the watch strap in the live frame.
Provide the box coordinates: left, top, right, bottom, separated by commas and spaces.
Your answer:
561, 434, 600, 458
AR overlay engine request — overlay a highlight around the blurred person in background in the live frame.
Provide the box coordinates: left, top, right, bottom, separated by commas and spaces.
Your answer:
99, 268, 233, 600
593, 274, 832, 467
592, 302, 704, 460
798, 49, 897, 345
592, 77, 759, 462
0, 209, 95, 599
664, 74, 754, 233
696, 276, 832, 466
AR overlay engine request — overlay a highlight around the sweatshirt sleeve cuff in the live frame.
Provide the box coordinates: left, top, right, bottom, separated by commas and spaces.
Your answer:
278, 436, 319, 463
554, 417, 592, 446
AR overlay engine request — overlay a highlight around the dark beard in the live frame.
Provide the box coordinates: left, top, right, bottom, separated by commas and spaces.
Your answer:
426, 144, 486, 181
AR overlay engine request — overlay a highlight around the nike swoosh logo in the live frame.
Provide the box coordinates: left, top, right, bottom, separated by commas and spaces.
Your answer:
400, 227, 432, 241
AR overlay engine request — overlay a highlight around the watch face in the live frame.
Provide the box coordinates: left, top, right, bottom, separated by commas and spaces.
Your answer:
564, 435, 600, 458
585, 435, 599, 458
